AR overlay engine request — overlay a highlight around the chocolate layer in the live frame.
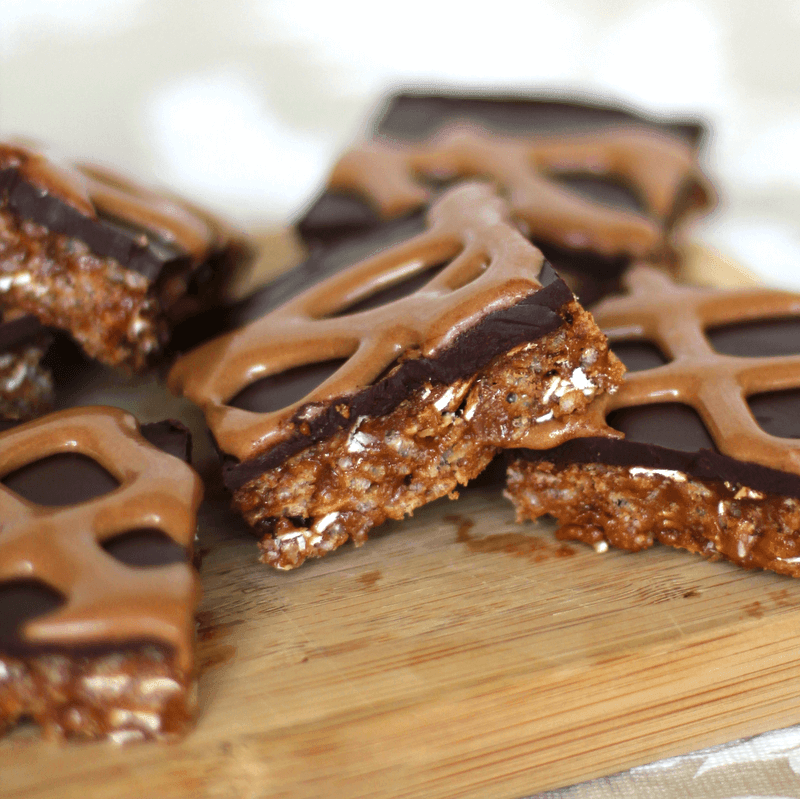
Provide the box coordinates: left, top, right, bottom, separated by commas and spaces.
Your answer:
1, 166, 186, 283
516, 406, 800, 500
709, 317, 800, 357
0, 314, 46, 352
222, 261, 572, 490
373, 92, 705, 143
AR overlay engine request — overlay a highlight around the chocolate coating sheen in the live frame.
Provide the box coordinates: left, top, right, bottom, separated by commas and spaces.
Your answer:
0, 166, 185, 283
223, 260, 572, 491
518, 401, 800, 499
708, 317, 800, 357
749, 389, 800, 440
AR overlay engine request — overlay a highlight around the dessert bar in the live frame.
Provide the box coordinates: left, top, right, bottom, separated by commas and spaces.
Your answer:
0, 141, 250, 371
506, 265, 800, 576
0, 311, 52, 421
0, 407, 202, 740
171, 183, 624, 569
298, 91, 715, 304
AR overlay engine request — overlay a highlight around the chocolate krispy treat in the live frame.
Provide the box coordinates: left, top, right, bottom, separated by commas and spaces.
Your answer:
0, 310, 52, 421
506, 265, 800, 577
170, 183, 624, 569
297, 91, 715, 305
0, 407, 202, 741
0, 142, 250, 371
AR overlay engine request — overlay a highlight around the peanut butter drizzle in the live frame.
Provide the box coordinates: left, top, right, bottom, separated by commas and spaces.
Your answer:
593, 265, 800, 476
0, 142, 229, 261
328, 124, 715, 259
0, 407, 202, 672
170, 183, 612, 465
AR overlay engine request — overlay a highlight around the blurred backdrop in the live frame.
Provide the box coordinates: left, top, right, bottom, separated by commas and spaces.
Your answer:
2, 0, 800, 286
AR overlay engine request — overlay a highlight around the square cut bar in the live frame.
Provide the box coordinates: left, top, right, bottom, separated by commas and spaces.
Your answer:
0, 408, 203, 741
506, 264, 800, 577
170, 183, 624, 569
0, 141, 251, 371
297, 90, 716, 305
0, 311, 52, 421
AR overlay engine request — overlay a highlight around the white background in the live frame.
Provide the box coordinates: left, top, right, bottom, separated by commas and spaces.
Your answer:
2, 0, 800, 287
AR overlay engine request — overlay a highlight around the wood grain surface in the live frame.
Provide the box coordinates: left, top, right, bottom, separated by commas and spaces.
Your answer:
4, 238, 797, 799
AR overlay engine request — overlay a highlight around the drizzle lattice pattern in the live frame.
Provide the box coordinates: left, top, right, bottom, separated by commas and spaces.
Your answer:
593, 265, 800, 477
170, 183, 559, 464
0, 407, 202, 671
329, 125, 714, 260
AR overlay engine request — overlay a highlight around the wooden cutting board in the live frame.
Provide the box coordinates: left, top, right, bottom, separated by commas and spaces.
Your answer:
3, 238, 799, 799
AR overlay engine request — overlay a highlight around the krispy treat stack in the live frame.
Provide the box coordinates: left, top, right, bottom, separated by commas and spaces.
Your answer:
298, 91, 716, 305
0, 408, 202, 741
0, 142, 250, 372
170, 183, 625, 569
506, 266, 800, 577
0, 310, 52, 421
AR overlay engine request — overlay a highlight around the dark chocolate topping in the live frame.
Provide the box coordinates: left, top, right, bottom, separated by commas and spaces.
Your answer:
0, 314, 46, 352
374, 92, 705, 144
140, 419, 193, 463
709, 317, 800, 358
608, 403, 717, 452
102, 528, 189, 568
2, 453, 120, 506
1, 166, 183, 282
611, 340, 669, 372
0, 581, 66, 655
749, 388, 800, 440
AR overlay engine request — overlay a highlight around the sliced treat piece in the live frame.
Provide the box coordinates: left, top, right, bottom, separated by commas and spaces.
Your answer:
0, 310, 52, 421
0, 142, 251, 371
0, 408, 202, 741
170, 183, 624, 570
505, 265, 800, 577
296, 91, 715, 305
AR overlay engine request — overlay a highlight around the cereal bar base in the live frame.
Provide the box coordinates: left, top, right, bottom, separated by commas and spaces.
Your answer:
506, 459, 800, 577
0, 645, 195, 742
